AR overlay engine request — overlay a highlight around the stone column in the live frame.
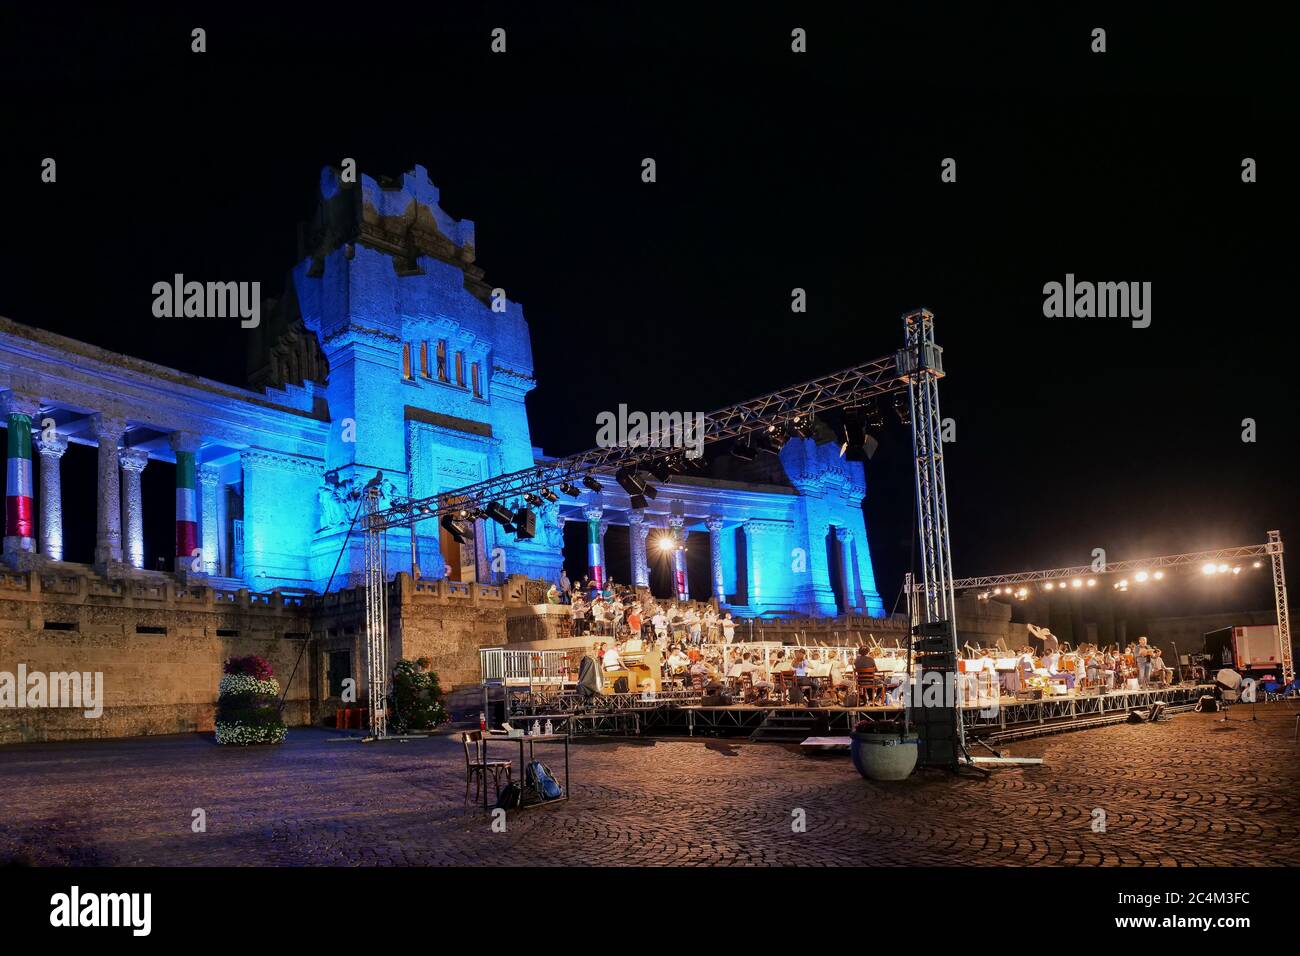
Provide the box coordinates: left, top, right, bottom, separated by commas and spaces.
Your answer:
706, 515, 726, 603
598, 517, 610, 584
119, 448, 149, 570
35, 431, 68, 561
2, 392, 42, 560
836, 527, 856, 613
583, 506, 603, 586
92, 414, 127, 568
669, 514, 689, 601
198, 466, 221, 575
170, 432, 202, 573
628, 508, 649, 588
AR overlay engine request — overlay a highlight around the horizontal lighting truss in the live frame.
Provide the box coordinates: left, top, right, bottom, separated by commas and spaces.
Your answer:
371, 352, 918, 532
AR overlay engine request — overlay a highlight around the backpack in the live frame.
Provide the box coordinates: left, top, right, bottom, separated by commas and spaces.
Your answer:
1194, 695, 1218, 713
494, 782, 523, 810
525, 760, 563, 800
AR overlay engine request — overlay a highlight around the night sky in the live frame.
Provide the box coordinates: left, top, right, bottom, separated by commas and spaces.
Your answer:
0, 5, 1293, 615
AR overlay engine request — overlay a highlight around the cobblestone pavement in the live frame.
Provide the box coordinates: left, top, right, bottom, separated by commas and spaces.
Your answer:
1, 705, 1296, 866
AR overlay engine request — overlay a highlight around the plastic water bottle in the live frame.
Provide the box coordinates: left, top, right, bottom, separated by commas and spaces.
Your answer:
531, 720, 540, 737
478, 712, 486, 732
544, 718, 553, 736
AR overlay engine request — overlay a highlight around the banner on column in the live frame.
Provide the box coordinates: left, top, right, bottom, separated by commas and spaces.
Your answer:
5, 414, 35, 542
175, 451, 199, 563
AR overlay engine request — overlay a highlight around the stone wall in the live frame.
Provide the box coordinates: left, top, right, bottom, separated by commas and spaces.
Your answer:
0, 566, 532, 743
0, 567, 314, 744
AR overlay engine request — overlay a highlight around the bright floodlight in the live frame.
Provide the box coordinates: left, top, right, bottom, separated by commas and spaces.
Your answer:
1117, 579, 1128, 588
1071, 579, 1082, 588
1134, 571, 1149, 582
657, 536, 675, 553
1253, 561, 1262, 568
1232, 566, 1242, 574
1086, 578, 1097, 587
1202, 563, 1217, 575
1153, 570, 1164, 580
1217, 563, 1229, 573
1044, 582, 1054, 590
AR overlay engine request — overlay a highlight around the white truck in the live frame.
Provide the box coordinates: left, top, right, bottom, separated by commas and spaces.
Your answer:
1203, 625, 1284, 678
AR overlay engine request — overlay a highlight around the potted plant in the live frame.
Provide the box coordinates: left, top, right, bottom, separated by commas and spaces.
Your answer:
388, 657, 449, 734
215, 655, 287, 745
849, 719, 918, 781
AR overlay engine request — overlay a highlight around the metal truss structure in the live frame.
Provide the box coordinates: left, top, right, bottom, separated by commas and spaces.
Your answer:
943, 533, 1292, 684
361, 486, 389, 738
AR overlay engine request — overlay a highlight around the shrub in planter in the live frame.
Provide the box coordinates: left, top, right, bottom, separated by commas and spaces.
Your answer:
215, 655, 287, 745
389, 657, 449, 734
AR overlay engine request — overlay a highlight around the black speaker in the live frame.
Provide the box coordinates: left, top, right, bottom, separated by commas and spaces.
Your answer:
513, 507, 537, 540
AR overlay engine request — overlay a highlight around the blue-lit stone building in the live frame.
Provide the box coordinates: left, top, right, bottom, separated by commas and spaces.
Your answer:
1, 165, 883, 619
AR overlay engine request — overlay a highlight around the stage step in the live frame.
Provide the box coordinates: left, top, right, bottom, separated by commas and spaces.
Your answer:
749, 711, 822, 742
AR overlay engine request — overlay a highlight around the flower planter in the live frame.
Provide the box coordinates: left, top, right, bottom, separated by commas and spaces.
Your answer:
850, 730, 919, 781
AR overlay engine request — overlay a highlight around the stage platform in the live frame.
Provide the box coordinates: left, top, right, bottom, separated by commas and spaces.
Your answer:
509, 683, 1216, 742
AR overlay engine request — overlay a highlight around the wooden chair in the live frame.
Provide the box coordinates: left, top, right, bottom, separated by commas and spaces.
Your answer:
462, 731, 512, 808
855, 667, 885, 705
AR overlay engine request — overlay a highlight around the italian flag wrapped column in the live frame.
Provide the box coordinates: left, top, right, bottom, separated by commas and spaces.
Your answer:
175, 449, 199, 569
5, 413, 35, 552
585, 507, 603, 587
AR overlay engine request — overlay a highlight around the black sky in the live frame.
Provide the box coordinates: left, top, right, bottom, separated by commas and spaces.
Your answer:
0, 3, 1294, 606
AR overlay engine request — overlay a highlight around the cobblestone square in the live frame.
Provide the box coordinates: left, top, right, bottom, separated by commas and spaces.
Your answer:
1, 705, 1296, 867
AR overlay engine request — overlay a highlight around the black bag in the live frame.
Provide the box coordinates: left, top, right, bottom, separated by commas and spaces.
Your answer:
613, 676, 629, 693
1194, 695, 1218, 713
525, 760, 563, 800
494, 782, 523, 810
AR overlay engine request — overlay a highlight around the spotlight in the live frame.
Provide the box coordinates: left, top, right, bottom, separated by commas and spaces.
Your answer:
993, 587, 1002, 595
615, 465, 646, 497
1044, 582, 1054, 590
1202, 563, 1217, 575
789, 415, 816, 439
559, 482, 580, 498
523, 493, 544, 507
470, 507, 490, 521
582, 475, 603, 493
840, 406, 869, 462
863, 399, 886, 430
1217, 563, 1229, 573
731, 435, 756, 461
642, 482, 658, 500
1253, 561, 1262, 568
417, 504, 433, 515
1087, 578, 1097, 587
540, 488, 559, 503
513, 507, 536, 541
757, 424, 789, 454
1153, 570, 1164, 580
629, 494, 648, 510
441, 513, 471, 544
1134, 571, 1149, 582
1232, 566, 1241, 575
1071, 579, 1083, 588
892, 392, 911, 425
1115, 579, 1128, 589
486, 501, 516, 530
650, 458, 673, 482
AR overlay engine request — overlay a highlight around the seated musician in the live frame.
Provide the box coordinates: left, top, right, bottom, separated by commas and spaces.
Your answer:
601, 642, 622, 671
853, 646, 877, 673
1152, 648, 1173, 684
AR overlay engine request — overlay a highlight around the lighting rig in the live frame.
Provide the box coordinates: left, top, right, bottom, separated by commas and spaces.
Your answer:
359, 310, 958, 741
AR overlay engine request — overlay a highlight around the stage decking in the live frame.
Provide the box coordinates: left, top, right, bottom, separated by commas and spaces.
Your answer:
511, 684, 1215, 741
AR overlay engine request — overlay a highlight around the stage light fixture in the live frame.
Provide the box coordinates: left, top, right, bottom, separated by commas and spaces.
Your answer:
1087, 578, 1097, 587
1217, 563, 1229, 573
1071, 579, 1082, 588
993, 587, 1002, 595
417, 503, 432, 515
523, 493, 544, 507
540, 488, 559, 503
863, 399, 886, 430
1153, 570, 1164, 580
441, 513, 471, 544
513, 507, 536, 541
1253, 561, 1262, 568
615, 465, 646, 497
650, 458, 673, 482
486, 501, 515, 530
1202, 562, 1216, 575
657, 535, 675, 553
839, 406, 869, 462
1232, 566, 1242, 574
892, 392, 911, 425
559, 482, 580, 498
582, 475, 603, 493
642, 482, 658, 500
1044, 582, 1054, 590
731, 435, 756, 461
758, 424, 789, 454
470, 507, 490, 521
789, 415, 815, 439
1134, 570, 1149, 582
629, 493, 647, 510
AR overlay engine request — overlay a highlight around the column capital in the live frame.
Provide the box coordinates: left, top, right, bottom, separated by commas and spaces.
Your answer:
705, 515, 725, 533
668, 514, 686, 531
169, 431, 203, 455
119, 448, 150, 473
627, 508, 646, 527
835, 526, 853, 543
90, 413, 127, 443
35, 432, 69, 459
583, 506, 603, 523
197, 465, 221, 487
1, 390, 42, 419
